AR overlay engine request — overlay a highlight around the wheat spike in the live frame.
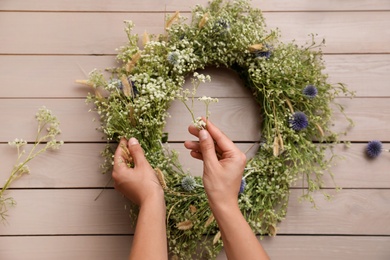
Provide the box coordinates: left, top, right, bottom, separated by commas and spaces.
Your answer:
316, 123, 325, 137
75, 79, 93, 87
285, 98, 294, 113
273, 136, 280, 157
189, 205, 197, 214
268, 224, 277, 236
213, 231, 221, 244
166, 11, 180, 29
204, 213, 215, 227
120, 75, 134, 97
248, 43, 263, 52
142, 31, 150, 46
176, 220, 193, 230
155, 168, 167, 189
278, 133, 284, 152
198, 13, 209, 29
125, 52, 141, 72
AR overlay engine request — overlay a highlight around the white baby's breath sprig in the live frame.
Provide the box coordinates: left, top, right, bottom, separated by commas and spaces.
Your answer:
1, 107, 63, 222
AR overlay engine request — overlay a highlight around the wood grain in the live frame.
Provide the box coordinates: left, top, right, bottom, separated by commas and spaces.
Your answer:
0, 189, 133, 235
1, 12, 389, 54
2, 0, 390, 12
1, 55, 389, 98
0, 189, 389, 235
0, 235, 389, 260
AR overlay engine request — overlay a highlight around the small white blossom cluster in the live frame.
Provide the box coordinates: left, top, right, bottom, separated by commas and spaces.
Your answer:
1, 107, 63, 222
8, 138, 27, 148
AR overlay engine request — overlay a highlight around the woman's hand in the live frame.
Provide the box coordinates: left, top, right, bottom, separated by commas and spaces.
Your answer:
184, 119, 246, 210
112, 137, 164, 206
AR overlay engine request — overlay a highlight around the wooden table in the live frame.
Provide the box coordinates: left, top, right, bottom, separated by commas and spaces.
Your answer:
1, 0, 389, 259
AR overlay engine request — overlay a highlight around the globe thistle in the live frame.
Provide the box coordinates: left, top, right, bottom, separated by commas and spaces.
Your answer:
167, 51, 179, 65
289, 112, 309, 131
181, 176, 196, 191
213, 19, 230, 36
366, 140, 382, 158
254, 44, 273, 59
239, 178, 246, 194
303, 85, 318, 99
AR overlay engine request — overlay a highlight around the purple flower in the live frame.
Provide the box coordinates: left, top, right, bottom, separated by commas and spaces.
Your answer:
289, 112, 309, 131
239, 178, 246, 194
255, 44, 272, 59
366, 140, 382, 158
303, 85, 318, 99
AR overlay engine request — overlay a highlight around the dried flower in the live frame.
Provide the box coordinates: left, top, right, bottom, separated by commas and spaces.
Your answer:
366, 140, 382, 158
167, 51, 179, 65
181, 176, 196, 191
289, 111, 309, 131
303, 84, 318, 99
239, 178, 246, 194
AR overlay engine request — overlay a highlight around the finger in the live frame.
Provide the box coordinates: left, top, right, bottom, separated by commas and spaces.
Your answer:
205, 119, 238, 153
188, 124, 200, 137
113, 138, 128, 170
127, 137, 148, 168
198, 129, 219, 167
190, 150, 203, 161
184, 140, 200, 151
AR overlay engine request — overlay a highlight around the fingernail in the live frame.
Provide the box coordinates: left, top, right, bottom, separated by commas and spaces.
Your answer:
199, 130, 208, 141
129, 137, 139, 146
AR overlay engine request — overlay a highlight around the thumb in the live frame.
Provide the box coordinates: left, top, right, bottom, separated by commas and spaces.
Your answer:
198, 129, 219, 167
127, 137, 147, 167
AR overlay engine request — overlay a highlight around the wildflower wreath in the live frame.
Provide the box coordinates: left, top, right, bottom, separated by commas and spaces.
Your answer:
83, 0, 352, 258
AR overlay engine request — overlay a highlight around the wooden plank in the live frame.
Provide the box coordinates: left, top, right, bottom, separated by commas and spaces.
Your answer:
0, 189, 389, 235
1, 12, 389, 54
220, 236, 390, 260
0, 12, 165, 55
0, 235, 389, 260
1, 55, 389, 98
0, 98, 388, 142
279, 189, 390, 235
2, 0, 390, 12
0, 190, 133, 235
331, 98, 390, 142
324, 54, 390, 97
1, 143, 389, 189
0, 236, 131, 260
0, 143, 111, 188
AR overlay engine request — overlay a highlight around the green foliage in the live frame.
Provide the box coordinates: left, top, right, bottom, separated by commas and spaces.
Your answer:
85, 0, 353, 258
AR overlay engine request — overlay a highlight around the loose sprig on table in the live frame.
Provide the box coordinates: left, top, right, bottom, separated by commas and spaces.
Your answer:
0, 107, 63, 222
80, 0, 354, 258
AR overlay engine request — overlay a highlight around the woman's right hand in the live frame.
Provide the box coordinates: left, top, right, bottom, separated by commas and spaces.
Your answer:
184, 119, 246, 210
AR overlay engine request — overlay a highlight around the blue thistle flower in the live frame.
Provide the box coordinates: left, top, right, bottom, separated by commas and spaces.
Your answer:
167, 51, 179, 65
213, 19, 230, 36
366, 140, 382, 158
254, 44, 272, 59
116, 78, 138, 97
303, 85, 318, 99
181, 176, 196, 191
289, 112, 309, 131
239, 178, 246, 194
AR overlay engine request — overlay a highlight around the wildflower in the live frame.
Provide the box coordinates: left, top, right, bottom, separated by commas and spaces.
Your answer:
303, 84, 318, 99
213, 19, 230, 36
167, 51, 179, 65
289, 111, 309, 131
254, 44, 273, 59
366, 140, 382, 158
181, 176, 196, 191
239, 178, 246, 194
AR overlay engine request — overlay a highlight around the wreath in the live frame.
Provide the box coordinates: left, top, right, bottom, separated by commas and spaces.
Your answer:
82, 0, 352, 258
